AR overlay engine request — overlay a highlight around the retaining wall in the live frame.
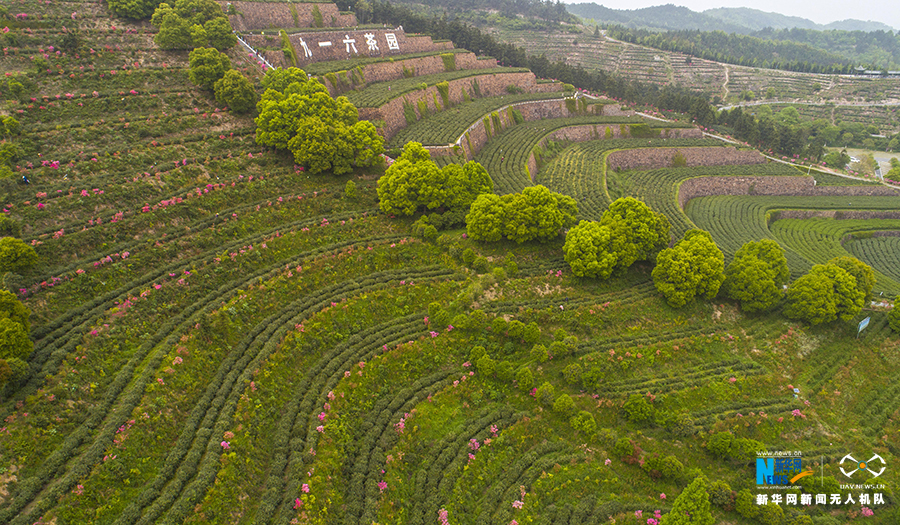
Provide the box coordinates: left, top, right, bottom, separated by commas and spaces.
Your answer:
358, 71, 563, 141
320, 53, 498, 95
221, 1, 356, 31
678, 176, 900, 209
524, 127, 702, 180
607, 147, 765, 172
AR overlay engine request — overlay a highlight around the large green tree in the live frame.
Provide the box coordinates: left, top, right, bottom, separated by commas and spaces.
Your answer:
188, 47, 231, 90
562, 220, 617, 279
214, 70, 257, 114
600, 197, 670, 269
827, 256, 875, 303
0, 237, 38, 273
108, 0, 161, 20
255, 68, 383, 175
377, 142, 492, 215
563, 197, 669, 278
503, 185, 577, 243
721, 239, 789, 312
0, 290, 30, 332
152, 0, 235, 50
465, 194, 506, 242
889, 305, 900, 333
659, 476, 714, 525
652, 230, 725, 308
784, 263, 864, 325
0, 317, 31, 362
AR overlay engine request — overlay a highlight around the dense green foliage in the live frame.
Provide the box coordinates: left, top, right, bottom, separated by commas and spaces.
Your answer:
151, 0, 236, 50
827, 255, 876, 303
108, 0, 163, 20
659, 476, 714, 525
0, 237, 38, 273
722, 239, 790, 312
255, 67, 383, 174
784, 263, 865, 324
188, 47, 231, 90
377, 142, 493, 215
563, 220, 617, 279
214, 70, 258, 114
466, 185, 577, 243
0, 289, 30, 332
0, 290, 32, 386
652, 230, 725, 307
563, 197, 669, 278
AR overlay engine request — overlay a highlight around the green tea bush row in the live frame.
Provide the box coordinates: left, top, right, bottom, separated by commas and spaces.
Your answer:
342, 372, 456, 525
117, 276, 445, 524
407, 408, 521, 525
3, 240, 418, 523
257, 313, 439, 524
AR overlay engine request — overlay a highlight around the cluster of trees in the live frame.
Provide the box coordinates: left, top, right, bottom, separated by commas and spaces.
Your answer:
0, 290, 32, 389
752, 27, 900, 72
784, 257, 872, 325
151, 0, 236, 51
652, 229, 725, 308
466, 185, 577, 243
255, 68, 383, 174
717, 105, 900, 159
562, 197, 669, 279
609, 27, 857, 74
720, 239, 790, 313
187, 49, 257, 113
377, 143, 493, 216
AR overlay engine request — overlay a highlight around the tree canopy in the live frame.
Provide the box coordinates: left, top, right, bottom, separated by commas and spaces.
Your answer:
377, 143, 493, 216
0, 290, 30, 332
721, 239, 789, 312
503, 185, 578, 243
214, 70, 257, 114
465, 194, 506, 242
109, 0, 163, 21
255, 67, 384, 175
784, 263, 864, 325
562, 220, 617, 279
563, 197, 669, 278
188, 47, 231, 90
0, 317, 31, 362
151, 0, 235, 50
0, 237, 38, 273
659, 476, 714, 525
827, 256, 875, 303
466, 185, 577, 243
652, 229, 725, 307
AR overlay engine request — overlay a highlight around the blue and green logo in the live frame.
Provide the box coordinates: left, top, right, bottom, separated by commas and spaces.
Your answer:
756, 456, 813, 485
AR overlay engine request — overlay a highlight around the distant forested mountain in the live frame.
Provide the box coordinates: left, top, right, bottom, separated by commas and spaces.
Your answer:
609, 28, 857, 73
565, 3, 747, 33
750, 28, 900, 69
703, 7, 895, 32
567, 3, 896, 33
608, 26, 900, 71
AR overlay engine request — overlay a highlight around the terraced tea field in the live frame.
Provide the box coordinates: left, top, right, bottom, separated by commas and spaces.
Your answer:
1, 1, 900, 524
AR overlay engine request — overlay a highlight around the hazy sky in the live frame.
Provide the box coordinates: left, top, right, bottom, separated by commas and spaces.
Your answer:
560, 0, 900, 31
